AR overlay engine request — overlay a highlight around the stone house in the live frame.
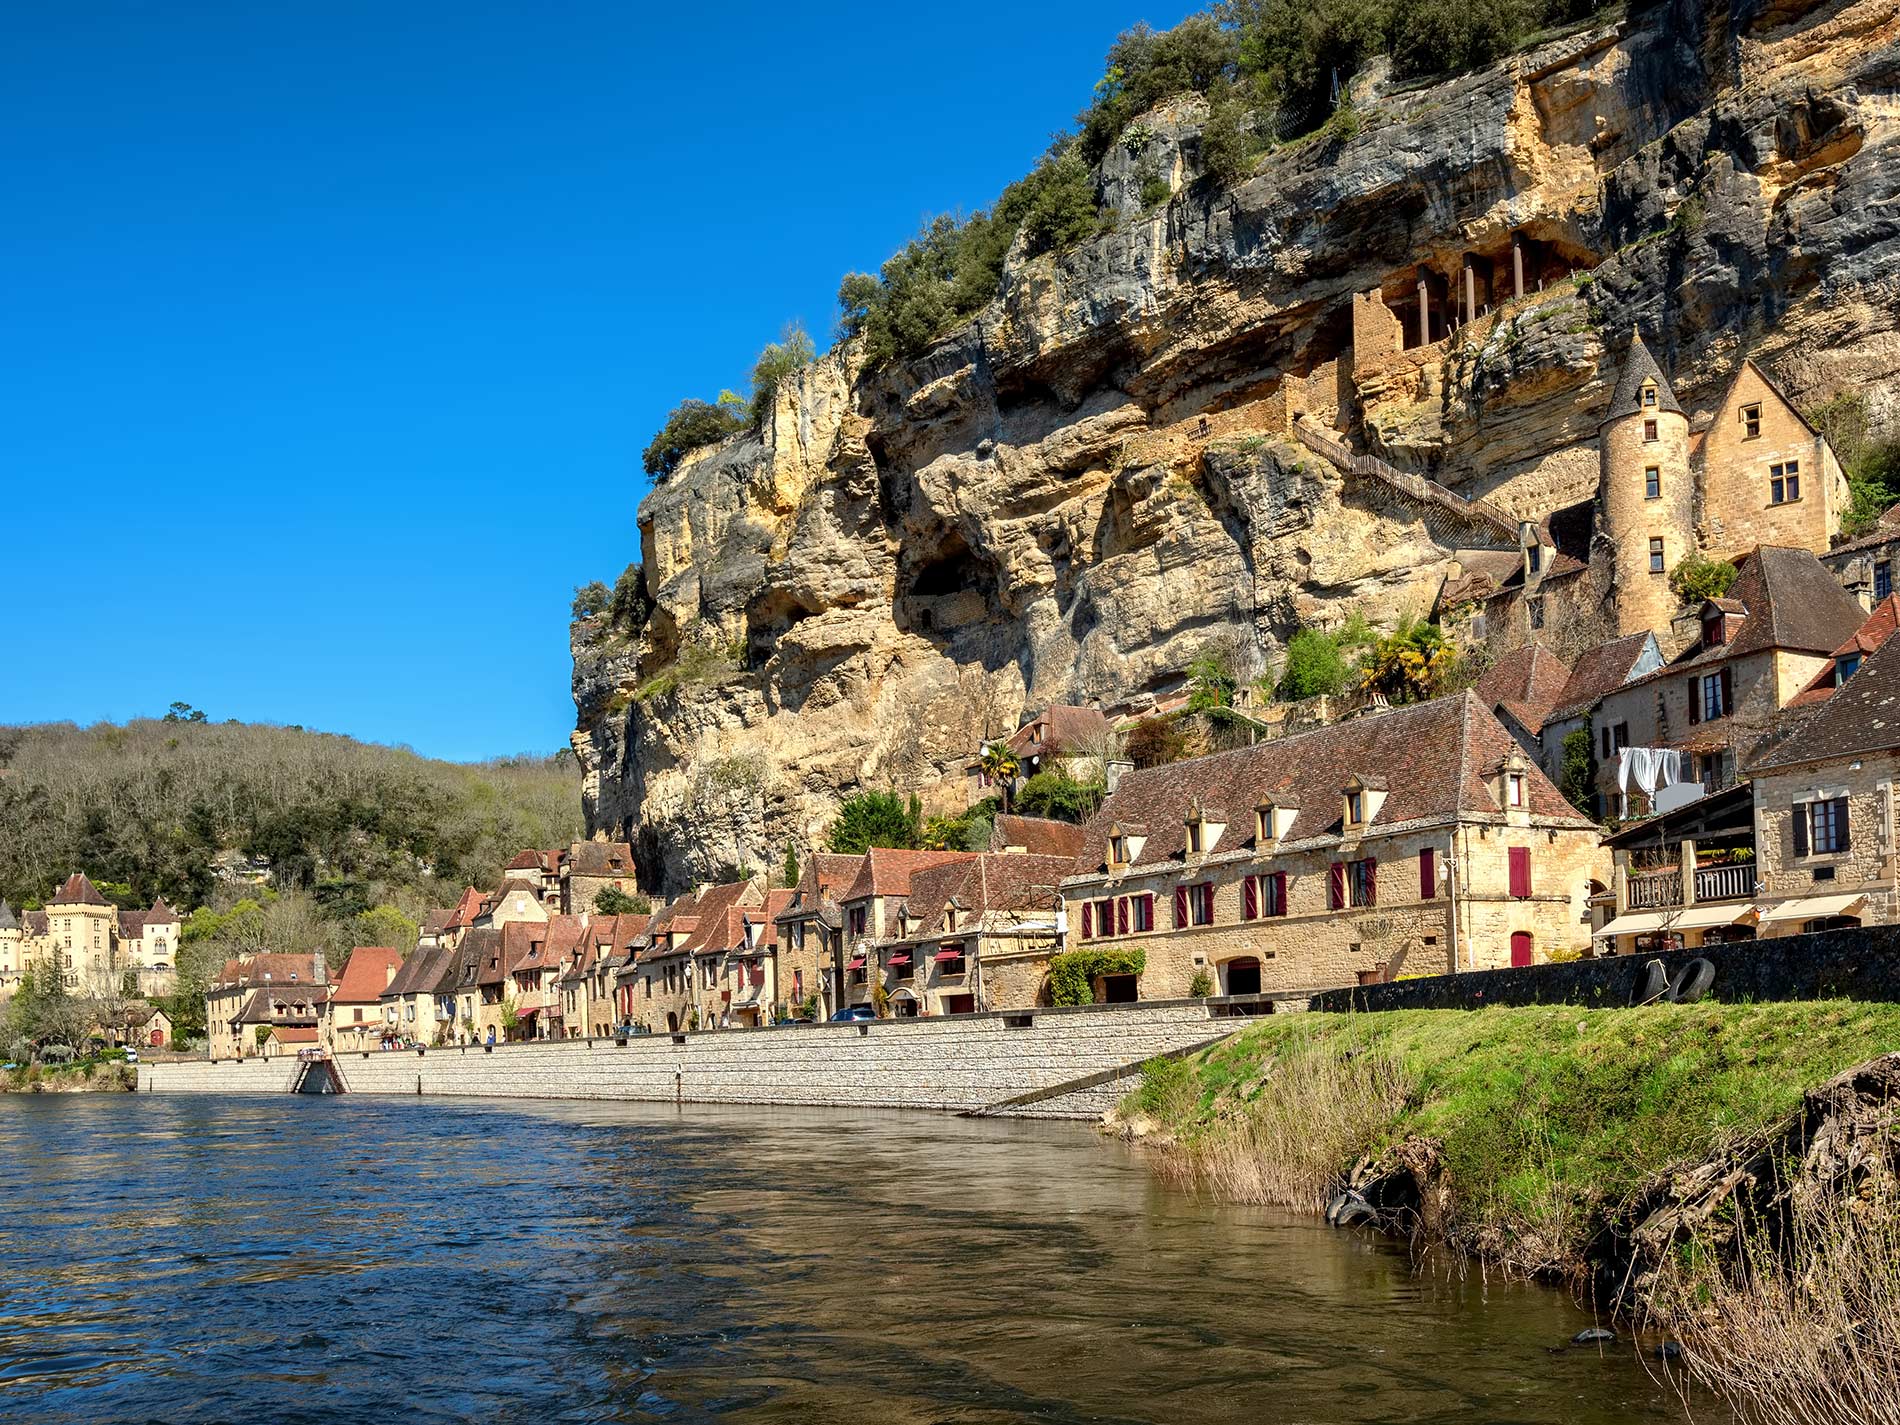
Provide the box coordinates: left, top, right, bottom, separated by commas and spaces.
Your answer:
205, 952, 328, 1060
719, 889, 791, 1029
770, 853, 860, 1019
625, 881, 763, 1033
869, 854, 1072, 1014
1, 879, 184, 1004
0, 902, 23, 1004
837, 851, 974, 1010
560, 840, 639, 915
323, 946, 403, 1052
1589, 546, 1865, 816
439, 927, 514, 1045
381, 945, 455, 1046
1525, 632, 1663, 798
1822, 504, 1900, 609
554, 913, 647, 1039
1060, 693, 1606, 1001
502, 849, 564, 909
474, 880, 549, 931
505, 919, 578, 1041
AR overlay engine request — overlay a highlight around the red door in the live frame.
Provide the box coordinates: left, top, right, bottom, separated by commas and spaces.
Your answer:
1510, 932, 1533, 968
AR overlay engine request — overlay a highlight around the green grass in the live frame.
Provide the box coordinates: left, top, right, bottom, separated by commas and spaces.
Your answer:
1132, 1002, 1900, 1263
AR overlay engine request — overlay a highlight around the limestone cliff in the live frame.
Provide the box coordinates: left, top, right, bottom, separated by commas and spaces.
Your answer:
574, 0, 1900, 892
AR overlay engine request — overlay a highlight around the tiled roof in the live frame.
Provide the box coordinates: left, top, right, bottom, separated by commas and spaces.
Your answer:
898, 853, 1073, 937
50, 872, 108, 907
841, 850, 974, 904
505, 849, 549, 872
383, 946, 450, 999
1072, 693, 1590, 875
25, 911, 47, 936
1604, 333, 1683, 422
117, 910, 147, 939
419, 909, 452, 936
267, 1026, 320, 1045
1006, 704, 1109, 759
145, 897, 179, 925
991, 815, 1086, 858
566, 841, 636, 876
775, 855, 863, 922
1546, 632, 1657, 723
331, 947, 404, 1004
677, 880, 763, 954
1787, 595, 1900, 708
443, 887, 484, 931
1750, 628, 1900, 771
233, 985, 328, 1023
747, 890, 796, 948
212, 953, 323, 990
0, 903, 15, 931
1474, 642, 1572, 735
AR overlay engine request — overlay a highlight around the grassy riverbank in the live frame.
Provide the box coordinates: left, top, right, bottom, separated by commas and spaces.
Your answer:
1119, 1001, 1900, 1274
0, 1059, 138, 1093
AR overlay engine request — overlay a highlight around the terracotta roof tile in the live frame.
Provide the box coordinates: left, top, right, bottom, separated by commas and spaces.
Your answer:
1751, 628, 1900, 772
50, 872, 108, 907
840, 850, 975, 904
991, 815, 1086, 858
565, 842, 636, 876
1474, 642, 1572, 734
331, 947, 404, 1004
1546, 633, 1658, 722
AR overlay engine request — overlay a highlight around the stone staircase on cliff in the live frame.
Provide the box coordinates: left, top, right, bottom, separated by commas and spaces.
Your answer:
1291, 420, 1522, 552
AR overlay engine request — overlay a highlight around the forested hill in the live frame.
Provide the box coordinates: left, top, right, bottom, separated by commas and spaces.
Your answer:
0, 718, 582, 913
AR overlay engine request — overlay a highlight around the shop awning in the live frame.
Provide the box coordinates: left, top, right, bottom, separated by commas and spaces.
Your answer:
933, 949, 967, 962
516, 1006, 538, 1018
886, 953, 911, 966
846, 957, 865, 970
1597, 903, 1757, 939
1757, 893, 1866, 925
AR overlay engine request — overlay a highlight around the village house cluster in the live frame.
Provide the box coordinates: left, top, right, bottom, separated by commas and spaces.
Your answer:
190, 337, 1900, 1052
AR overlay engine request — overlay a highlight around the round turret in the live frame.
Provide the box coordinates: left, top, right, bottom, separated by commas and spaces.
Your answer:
1599, 336, 1693, 637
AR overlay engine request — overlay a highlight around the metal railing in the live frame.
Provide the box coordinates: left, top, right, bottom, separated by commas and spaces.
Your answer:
1291, 421, 1521, 548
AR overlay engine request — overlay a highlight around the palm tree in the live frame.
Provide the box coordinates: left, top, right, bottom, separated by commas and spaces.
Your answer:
980, 742, 1020, 813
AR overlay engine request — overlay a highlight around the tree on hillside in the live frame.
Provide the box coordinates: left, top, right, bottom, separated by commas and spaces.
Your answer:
1014, 769, 1107, 824
979, 742, 1020, 812
642, 399, 747, 478
781, 844, 800, 890
824, 792, 922, 856
594, 886, 651, 916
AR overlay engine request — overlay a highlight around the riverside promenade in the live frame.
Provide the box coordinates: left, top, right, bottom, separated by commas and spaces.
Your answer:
139, 999, 1260, 1119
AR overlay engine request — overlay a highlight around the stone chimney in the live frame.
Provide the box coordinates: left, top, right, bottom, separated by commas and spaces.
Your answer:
314, 949, 327, 985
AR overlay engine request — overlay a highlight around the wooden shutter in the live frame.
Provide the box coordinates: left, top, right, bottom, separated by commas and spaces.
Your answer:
1202, 882, 1216, 924
1081, 903, 1093, 939
1174, 885, 1189, 927
1419, 847, 1436, 899
1508, 846, 1531, 898
1329, 862, 1345, 910
1365, 859, 1377, 907
1793, 803, 1809, 857
1688, 678, 1700, 725
1720, 666, 1734, 716
1272, 871, 1287, 916
1116, 897, 1129, 936
1243, 876, 1258, 920
1834, 797, 1851, 852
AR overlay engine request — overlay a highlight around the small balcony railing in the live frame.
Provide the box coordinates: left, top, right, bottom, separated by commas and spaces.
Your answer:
1627, 870, 1682, 909
1693, 863, 1755, 902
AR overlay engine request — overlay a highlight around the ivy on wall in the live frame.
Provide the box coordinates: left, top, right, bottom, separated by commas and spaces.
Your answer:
1048, 948, 1148, 1006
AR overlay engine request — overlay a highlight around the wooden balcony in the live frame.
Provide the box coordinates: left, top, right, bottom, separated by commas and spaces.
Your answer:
1623, 862, 1756, 910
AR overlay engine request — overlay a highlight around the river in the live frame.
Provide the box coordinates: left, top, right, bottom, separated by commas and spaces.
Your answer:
0, 1096, 1711, 1423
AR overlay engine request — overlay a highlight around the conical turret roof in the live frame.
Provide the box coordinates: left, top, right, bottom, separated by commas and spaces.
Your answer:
1604, 333, 1683, 423
0, 902, 16, 931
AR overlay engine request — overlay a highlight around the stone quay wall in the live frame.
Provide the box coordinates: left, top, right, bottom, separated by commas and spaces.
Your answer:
138, 1001, 1236, 1119
1309, 924, 1900, 1013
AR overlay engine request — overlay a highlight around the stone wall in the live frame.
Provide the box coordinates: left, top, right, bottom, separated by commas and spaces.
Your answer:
1310, 924, 1900, 1012
1753, 753, 1899, 919
138, 1001, 1232, 1119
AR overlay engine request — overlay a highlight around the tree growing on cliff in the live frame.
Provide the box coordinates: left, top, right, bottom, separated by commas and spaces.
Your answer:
780, 844, 799, 890
1014, 770, 1106, 824
595, 886, 651, 916
824, 793, 922, 855
642, 398, 747, 478
571, 582, 610, 620
747, 323, 815, 427
979, 742, 1020, 812
1670, 554, 1739, 607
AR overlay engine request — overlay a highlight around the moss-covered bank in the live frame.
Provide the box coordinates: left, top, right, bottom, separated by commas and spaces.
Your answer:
1118, 1001, 1900, 1282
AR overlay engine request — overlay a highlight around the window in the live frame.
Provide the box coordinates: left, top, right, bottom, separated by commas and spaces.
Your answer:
1528, 544, 1542, 574
1109, 834, 1126, 864
1243, 875, 1260, 921
1508, 846, 1532, 898
1643, 418, 1659, 442
1131, 894, 1154, 932
1508, 774, 1526, 807
1245, 873, 1287, 919
1346, 859, 1377, 909
848, 905, 867, 936
1644, 466, 1661, 499
1797, 797, 1849, 856
1648, 537, 1665, 573
1264, 872, 1287, 917
1419, 848, 1437, 900
1613, 722, 1631, 753
1346, 791, 1364, 825
1641, 383, 1658, 409
1104, 898, 1122, 936
1770, 460, 1800, 504
1704, 614, 1726, 647
1740, 403, 1761, 439
1185, 821, 1203, 855
1838, 653, 1863, 684
1527, 597, 1545, 631
1190, 882, 1215, 927
1688, 668, 1733, 724
1877, 562, 1892, 601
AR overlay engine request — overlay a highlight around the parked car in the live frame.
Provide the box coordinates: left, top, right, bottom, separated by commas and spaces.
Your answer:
123, 1049, 140, 1064
828, 1005, 877, 1022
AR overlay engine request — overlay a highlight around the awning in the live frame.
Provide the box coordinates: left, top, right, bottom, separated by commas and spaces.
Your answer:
516, 1006, 538, 1018
886, 953, 911, 966
1757, 893, 1866, 925
1597, 903, 1757, 938
846, 957, 865, 970
933, 949, 967, 962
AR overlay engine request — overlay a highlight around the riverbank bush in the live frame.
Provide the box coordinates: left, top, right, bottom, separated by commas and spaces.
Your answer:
1120, 1001, 1900, 1271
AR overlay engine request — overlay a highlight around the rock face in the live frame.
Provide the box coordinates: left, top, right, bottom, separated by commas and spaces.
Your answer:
575, 0, 1900, 893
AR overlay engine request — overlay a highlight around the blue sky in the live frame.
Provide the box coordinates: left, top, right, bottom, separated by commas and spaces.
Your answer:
0, 1, 1192, 761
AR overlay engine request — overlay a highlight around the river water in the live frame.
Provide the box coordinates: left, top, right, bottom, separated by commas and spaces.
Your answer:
0, 1096, 1709, 1424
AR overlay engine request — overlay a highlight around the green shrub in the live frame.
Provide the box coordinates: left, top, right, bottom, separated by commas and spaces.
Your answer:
747, 323, 815, 426
571, 581, 610, 620
1670, 553, 1739, 606
642, 398, 746, 478
1126, 715, 1190, 768
1140, 173, 1173, 209
1014, 770, 1106, 824
1188, 968, 1215, 998
593, 886, 651, 916
1048, 947, 1148, 1005
1079, 17, 1239, 162
1558, 727, 1595, 816
607, 563, 649, 629
1277, 627, 1351, 699
1811, 392, 1900, 538
824, 792, 923, 855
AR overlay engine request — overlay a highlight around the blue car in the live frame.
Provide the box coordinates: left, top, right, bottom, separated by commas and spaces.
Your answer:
828, 1005, 877, 1022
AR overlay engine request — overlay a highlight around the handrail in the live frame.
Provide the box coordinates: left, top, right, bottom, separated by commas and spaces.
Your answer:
1291, 420, 1521, 547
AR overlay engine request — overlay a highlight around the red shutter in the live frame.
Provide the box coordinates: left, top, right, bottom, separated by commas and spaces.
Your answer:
1201, 882, 1215, 924
1175, 885, 1190, 927
1329, 862, 1345, 910
1364, 859, 1377, 908
1116, 897, 1129, 936
1419, 847, 1436, 899
1081, 903, 1092, 939
1272, 871, 1287, 916
1243, 876, 1258, 920
1508, 846, 1531, 898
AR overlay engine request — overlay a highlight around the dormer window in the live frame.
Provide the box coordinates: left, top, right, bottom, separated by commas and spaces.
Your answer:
1341, 778, 1386, 830
1508, 774, 1526, 808
1346, 790, 1364, 825
1527, 544, 1542, 575
1109, 834, 1128, 866
1255, 808, 1270, 844
1837, 653, 1862, 685
1186, 820, 1203, 855
1641, 381, 1658, 409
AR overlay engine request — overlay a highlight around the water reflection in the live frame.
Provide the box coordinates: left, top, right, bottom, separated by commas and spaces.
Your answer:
0, 1097, 1709, 1423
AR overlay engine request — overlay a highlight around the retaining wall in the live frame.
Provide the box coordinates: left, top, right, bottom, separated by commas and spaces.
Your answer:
1310, 924, 1900, 1013
138, 1001, 1234, 1118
